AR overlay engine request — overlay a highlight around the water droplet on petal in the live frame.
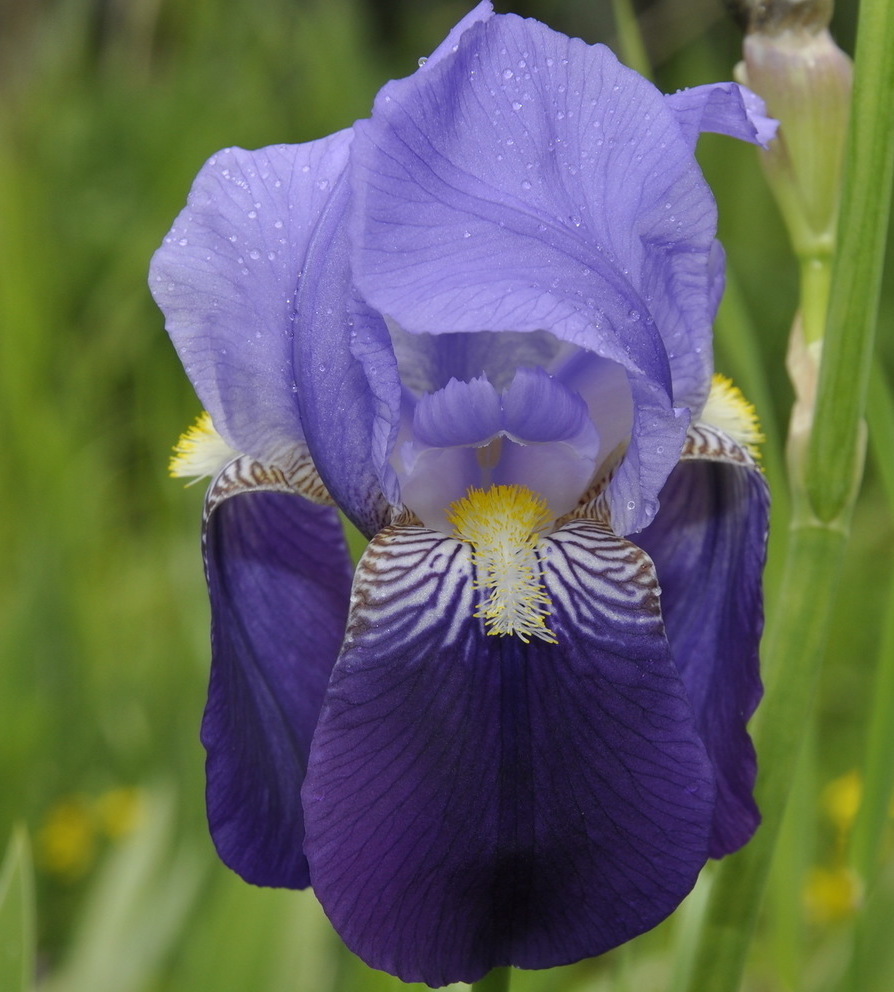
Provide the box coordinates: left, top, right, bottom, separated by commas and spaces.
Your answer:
417, 56, 428, 67
627, 500, 636, 510
502, 68, 514, 80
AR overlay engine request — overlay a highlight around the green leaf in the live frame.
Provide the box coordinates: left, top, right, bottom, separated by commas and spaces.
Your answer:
804, 0, 894, 523
43, 786, 205, 992
0, 827, 36, 992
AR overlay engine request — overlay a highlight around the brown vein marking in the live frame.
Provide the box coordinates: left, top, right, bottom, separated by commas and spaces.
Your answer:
547, 519, 663, 620
203, 446, 333, 522
683, 423, 756, 467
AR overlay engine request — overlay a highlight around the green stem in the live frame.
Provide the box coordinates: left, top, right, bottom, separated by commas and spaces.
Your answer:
683, 524, 847, 992
849, 367, 894, 882
804, 0, 894, 523
472, 967, 511, 992
683, 0, 894, 988
798, 252, 833, 347
841, 367, 894, 992
610, 0, 652, 78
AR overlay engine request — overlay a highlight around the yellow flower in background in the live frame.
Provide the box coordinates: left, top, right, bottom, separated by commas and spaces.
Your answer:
37, 787, 144, 882
821, 769, 863, 846
804, 866, 862, 925
95, 787, 143, 839
37, 796, 96, 881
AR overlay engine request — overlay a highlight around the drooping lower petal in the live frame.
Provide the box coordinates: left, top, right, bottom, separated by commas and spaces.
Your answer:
202, 457, 352, 887
303, 521, 714, 985
635, 423, 770, 856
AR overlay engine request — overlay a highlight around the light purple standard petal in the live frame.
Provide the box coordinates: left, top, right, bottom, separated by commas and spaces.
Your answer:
635, 425, 770, 856
150, 133, 352, 462
665, 83, 778, 150
293, 177, 399, 536
422, 0, 494, 69
413, 376, 502, 447
350, 14, 729, 522
303, 522, 714, 985
202, 465, 352, 887
501, 366, 595, 445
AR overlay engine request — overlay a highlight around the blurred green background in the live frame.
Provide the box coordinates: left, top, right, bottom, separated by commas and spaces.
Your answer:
1, 0, 890, 990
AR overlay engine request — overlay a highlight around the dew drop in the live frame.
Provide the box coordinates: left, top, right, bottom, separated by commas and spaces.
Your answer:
627, 500, 636, 510
521, 179, 532, 190
317, 179, 329, 191
247, 210, 257, 219
512, 101, 523, 111
628, 309, 641, 322
249, 249, 260, 260
418, 56, 428, 67
274, 220, 283, 229
502, 68, 514, 80
178, 238, 188, 246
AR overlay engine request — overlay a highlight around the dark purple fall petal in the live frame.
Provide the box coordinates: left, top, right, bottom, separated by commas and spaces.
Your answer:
636, 425, 770, 856
303, 522, 714, 985
150, 135, 352, 463
203, 482, 352, 887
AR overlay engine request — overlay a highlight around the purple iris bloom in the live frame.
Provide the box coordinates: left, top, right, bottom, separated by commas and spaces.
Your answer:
150, 3, 774, 986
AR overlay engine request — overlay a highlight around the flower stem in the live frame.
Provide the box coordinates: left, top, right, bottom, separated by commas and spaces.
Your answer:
803, 0, 894, 524
472, 967, 511, 992
683, 523, 847, 992
610, 0, 652, 79
682, 0, 894, 988
849, 367, 894, 882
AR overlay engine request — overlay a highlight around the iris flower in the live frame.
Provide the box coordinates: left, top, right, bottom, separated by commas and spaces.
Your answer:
150, 3, 774, 986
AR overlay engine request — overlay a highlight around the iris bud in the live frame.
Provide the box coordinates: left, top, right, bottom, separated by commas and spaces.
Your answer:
734, 0, 852, 333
